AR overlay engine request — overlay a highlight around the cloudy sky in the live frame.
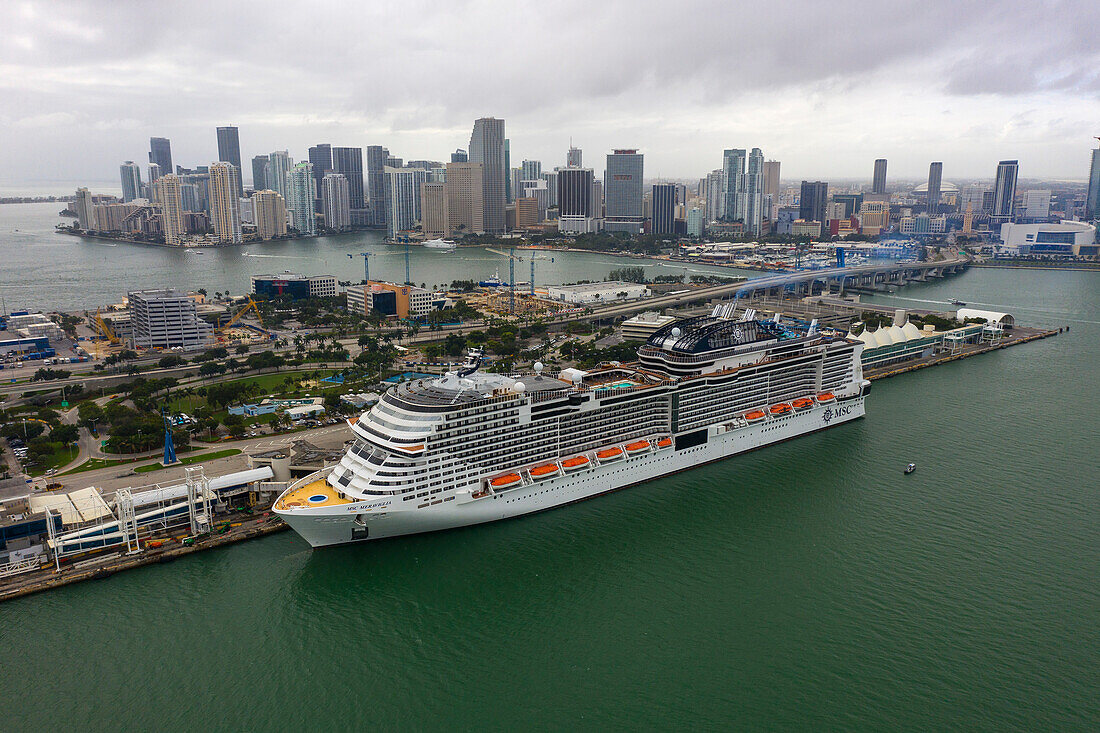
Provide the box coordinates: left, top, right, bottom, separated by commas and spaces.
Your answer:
3, 0, 1099, 188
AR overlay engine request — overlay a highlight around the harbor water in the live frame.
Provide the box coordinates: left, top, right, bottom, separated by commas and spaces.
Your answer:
1, 203, 1098, 729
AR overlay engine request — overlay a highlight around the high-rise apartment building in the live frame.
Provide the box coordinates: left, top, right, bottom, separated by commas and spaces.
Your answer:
332, 147, 366, 223
762, 160, 781, 200
216, 126, 243, 196
308, 144, 332, 212
799, 180, 828, 223
322, 173, 351, 231
469, 118, 506, 233
1021, 190, 1051, 220
872, 158, 888, 195
541, 170, 559, 208
521, 160, 542, 182
567, 146, 582, 168
154, 174, 184, 245
687, 207, 704, 237
74, 187, 95, 229
267, 151, 292, 200
420, 181, 446, 237
558, 168, 595, 217
451, 149, 468, 163
705, 170, 724, 220
722, 148, 746, 221
519, 179, 549, 220
384, 166, 429, 238
120, 162, 142, 203
991, 160, 1019, 224
604, 149, 644, 234
504, 138, 512, 204
251, 155, 268, 191
286, 162, 316, 235
252, 190, 288, 240
927, 162, 943, 214
444, 162, 484, 235
740, 148, 765, 235
147, 162, 162, 187
859, 200, 890, 236
651, 183, 676, 235
149, 137, 173, 175
1086, 144, 1100, 220
366, 145, 388, 227
209, 162, 242, 243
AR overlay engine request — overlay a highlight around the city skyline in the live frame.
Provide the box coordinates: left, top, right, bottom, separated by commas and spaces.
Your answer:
3, 1, 1100, 184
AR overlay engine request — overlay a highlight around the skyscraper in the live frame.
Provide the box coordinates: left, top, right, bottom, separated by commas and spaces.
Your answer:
366, 145, 388, 226
991, 160, 1018, 225
322, 173, 351, 231
469, 118, 506, 233
541, 170, 559, 208
687, 207, 704, 237
252, 190, 288, 240
267, 151, 292, 200
286, 162, 316, 235
604, 149, 644, 234
651, 183, 676, 235
722, 148, 747, 221
740, 148, 765, 235
705, 170, 724, 220
209, 162, 242, 244
120, 161, 142, 203
308, 144, 332, 213
1086, 143, 1100, 220
521, 160, 542, 182
216, 126, 242, 168
451, 149, 468, 163
332, 147, 365, 218
444, 162, 484, 235
147, 162, 162, 187
762, 160, 781, 201
799, 181, 828, 223
558, 168, 595, 217
504, 138, 512, 204
384, 166, 430, 238
872, 158, 888, 195
420, 181, 446, 237
149, 137, 173, 175
154, 174, 184, 245
567, 146, 582, 167
74, 187, 95, 229
927, 162, 943, 214
251, 155, 268, 191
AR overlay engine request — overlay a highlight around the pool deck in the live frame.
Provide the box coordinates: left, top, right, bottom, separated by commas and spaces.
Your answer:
274, 479, 351, 510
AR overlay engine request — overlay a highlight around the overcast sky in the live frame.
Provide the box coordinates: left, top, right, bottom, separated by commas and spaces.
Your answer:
3, 0, 1099, 188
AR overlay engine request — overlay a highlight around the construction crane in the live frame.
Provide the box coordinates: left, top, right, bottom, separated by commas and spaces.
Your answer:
348, 252, 371, 284
486, 247, 520, 313
92, 307, 120, 358
487, 247, 551, 303
219, 295, 264, 335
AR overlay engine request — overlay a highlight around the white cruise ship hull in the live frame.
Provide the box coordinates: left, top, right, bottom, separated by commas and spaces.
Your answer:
277, 397, 865, 547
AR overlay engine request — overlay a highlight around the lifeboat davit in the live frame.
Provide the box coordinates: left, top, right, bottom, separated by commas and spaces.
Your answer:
816, 392, 836, 403
791, 397, 814, 411
529, 463, 561, 480
624, 440, 650, 454
769, 403, 792, 416
490, 473, 522, 489
744, 410, 766, 423
562, 455, 590, 471
656, 437, 672, 449
596, 447, 624, 462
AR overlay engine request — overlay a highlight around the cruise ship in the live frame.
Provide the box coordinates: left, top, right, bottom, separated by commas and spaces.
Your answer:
274, 307, 870, 546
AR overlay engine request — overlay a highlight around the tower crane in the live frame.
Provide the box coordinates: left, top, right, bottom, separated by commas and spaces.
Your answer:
485, 248, 551, 311
348, 252, 371, 284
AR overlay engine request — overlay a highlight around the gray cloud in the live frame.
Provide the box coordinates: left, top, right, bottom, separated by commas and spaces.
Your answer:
2, 0, 1099, 186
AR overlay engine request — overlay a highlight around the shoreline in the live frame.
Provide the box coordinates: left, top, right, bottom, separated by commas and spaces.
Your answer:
57, 226, 380, 249
971, 261, 1100, 272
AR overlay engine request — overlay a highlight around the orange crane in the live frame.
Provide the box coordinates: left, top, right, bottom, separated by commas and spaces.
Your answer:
217, 296, 264, 340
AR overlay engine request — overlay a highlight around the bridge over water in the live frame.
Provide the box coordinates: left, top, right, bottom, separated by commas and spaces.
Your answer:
733, 258, 969, 299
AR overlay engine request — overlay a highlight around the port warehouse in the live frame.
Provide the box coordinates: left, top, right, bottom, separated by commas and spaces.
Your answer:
0, 467, 276, 572
0, 336, 56, 362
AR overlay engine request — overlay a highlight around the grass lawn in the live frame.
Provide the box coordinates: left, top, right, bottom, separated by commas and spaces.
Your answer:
59, 456, 142, 475
132, 448, 242, 473
28, 445, 80, 477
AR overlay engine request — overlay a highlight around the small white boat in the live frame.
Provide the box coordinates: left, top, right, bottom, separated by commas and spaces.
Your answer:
423, 238, 456, 251
904, 463, 916, 475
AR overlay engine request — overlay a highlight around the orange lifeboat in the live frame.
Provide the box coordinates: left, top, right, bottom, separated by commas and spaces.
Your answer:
596, 447, 624, 462
791, 397, 814, 411
562, 455, 590, 471
529, 463, 561, 480
490, 473, 522, 489
624, 440, 650, 454
656, 437, 673, 449
769, 403, 792, 416
744, 410, 766, 423
816, 392, 836, 403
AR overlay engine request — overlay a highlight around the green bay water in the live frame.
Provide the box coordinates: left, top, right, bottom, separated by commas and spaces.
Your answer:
1, 205, 1099, 728
0, 203, 748, 313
